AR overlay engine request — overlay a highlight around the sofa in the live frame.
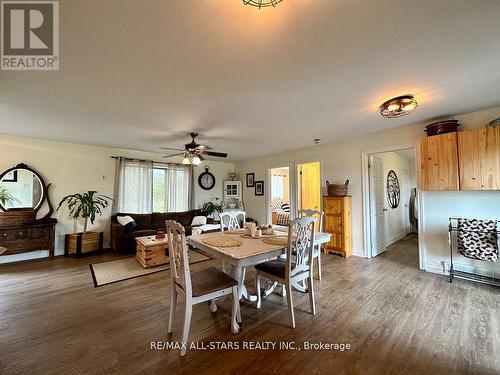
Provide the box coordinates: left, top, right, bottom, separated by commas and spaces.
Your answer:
110, 209, 215, 253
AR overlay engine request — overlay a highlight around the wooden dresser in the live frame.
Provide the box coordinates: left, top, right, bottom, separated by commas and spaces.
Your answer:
323, 196, 352, 258
0, 219, 57, 257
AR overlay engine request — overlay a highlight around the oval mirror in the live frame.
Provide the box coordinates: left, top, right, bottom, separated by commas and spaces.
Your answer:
0, 165, 45, 211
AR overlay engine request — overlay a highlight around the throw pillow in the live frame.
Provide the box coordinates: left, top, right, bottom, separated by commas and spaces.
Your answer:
117, 215, 138, 232
191, 215, 207, 226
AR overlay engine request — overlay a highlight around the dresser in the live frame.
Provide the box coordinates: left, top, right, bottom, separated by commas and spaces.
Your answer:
323, 196, 352, 258
0, 219, 57, 257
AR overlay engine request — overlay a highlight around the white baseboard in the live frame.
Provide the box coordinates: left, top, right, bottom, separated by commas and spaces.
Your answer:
385, 230, 409, 247
352, 249, 367, 258
425, 259, 500, 279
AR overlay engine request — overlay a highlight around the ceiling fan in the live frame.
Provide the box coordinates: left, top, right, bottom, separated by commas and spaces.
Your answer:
160, 132, 228, 165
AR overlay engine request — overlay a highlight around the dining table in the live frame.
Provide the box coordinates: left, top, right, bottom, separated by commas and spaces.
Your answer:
186, 227, 331, 311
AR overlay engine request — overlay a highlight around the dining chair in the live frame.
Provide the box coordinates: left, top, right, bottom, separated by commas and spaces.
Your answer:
219, 211, 246, 232
255, 217, 316, 328
298, 209, 324, 280
166, 220, 240, 356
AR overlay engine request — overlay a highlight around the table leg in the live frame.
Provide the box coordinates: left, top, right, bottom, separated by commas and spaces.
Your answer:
231, 266, 257, 302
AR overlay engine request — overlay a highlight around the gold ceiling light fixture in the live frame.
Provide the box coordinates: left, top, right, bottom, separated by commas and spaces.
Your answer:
380, 95, 418, 118
242, 0, 283, 9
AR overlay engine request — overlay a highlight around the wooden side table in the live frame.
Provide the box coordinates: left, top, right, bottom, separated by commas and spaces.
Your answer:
135, 235, 169, 268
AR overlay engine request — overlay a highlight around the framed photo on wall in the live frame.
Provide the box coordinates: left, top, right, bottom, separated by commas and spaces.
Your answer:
255, 180, 264, 196
246, 173, 255, 187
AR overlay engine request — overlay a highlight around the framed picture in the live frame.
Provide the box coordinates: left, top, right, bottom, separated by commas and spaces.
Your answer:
246, 173, 255, 187
3, 170, 17, 182
255, 180, 264, 196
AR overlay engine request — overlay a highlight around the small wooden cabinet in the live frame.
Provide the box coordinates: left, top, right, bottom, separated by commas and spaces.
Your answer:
420, 126, 500, 191
458, 126, 500, 190
420, 132, 459, 191
323, 196, 352, 258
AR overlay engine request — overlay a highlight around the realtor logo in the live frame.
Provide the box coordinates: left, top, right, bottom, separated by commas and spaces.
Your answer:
1, 0, 59, 70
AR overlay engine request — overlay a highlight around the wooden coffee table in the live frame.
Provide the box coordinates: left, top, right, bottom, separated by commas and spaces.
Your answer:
135, 235, 169, 268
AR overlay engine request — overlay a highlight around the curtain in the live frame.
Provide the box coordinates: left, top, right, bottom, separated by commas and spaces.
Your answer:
164, 164, 190, 212
115, 158, 153, 214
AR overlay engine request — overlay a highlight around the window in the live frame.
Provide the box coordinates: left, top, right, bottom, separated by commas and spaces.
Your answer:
116, 159, 190, 213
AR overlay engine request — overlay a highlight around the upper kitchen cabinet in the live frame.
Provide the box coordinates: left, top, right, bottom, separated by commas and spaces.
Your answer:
458, 126, 500, 190
420, 132, 459, 191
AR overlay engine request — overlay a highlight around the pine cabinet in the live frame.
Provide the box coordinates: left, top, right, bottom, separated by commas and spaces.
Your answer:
323, 196, 352, 258
420, 132, 459, 191
420, 126, 500, 191
458, 126, 500, 190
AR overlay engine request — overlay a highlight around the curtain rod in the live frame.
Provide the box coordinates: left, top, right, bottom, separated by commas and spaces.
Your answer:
110, 156, 185, 166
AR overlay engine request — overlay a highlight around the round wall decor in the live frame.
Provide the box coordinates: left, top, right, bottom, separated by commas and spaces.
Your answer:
386, 170, 400, 208
198, 166, 216, 190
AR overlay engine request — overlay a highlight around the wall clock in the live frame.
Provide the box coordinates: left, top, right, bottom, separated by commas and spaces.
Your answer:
198, 166, 216, 190
386, 170, 400, 209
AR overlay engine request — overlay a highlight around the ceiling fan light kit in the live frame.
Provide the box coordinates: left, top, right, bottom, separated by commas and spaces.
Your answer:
161, 132, 228, 166
380, 95, 418, 118
243, 0, 283, 9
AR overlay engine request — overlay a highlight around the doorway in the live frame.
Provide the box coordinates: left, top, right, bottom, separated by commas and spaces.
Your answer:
364, 147, 421, 267
296, 161, 321, 213
269, 166, 291, 225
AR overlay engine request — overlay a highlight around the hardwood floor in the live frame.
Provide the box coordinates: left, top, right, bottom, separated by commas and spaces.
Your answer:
1, 236, 499, 375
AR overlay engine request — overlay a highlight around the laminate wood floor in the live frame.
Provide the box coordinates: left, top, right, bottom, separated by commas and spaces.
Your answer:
1, 236, 498, 375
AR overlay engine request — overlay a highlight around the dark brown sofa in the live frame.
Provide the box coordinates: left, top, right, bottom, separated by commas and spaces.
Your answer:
110, 210, 214, 253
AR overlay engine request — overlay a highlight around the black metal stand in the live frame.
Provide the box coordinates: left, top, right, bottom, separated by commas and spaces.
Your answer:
448, 218, 500, 288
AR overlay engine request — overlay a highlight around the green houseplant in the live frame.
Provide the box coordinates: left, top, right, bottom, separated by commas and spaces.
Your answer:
57, 191, 112, 256
201, 199, 223, 219
0, 186, 15, 206
57, 190, 112, 233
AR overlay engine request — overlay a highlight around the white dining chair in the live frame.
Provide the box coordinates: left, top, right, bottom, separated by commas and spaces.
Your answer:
255, 217, 316, 328
298, 209, 324, 280
166, 220, 240, 356
219, 211, 246, 232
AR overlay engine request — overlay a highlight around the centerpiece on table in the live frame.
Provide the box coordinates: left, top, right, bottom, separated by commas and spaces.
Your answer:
57, 190, 112, 257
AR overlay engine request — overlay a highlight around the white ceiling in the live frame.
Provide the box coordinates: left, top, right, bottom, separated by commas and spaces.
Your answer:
1, 0, 500, 162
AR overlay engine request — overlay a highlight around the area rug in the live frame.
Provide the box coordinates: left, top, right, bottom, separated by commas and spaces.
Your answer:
89, 250, 210, 287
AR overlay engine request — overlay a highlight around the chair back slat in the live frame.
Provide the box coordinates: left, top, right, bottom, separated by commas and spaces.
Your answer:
287, 216, 316, 277
299, 209, 324, 232
219, 211, 246, 232
166, 220, 192, 297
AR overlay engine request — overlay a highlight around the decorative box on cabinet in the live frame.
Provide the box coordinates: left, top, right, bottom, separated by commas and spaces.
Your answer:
458, 126, 500, 190
420, 132, 459, 191
323, 196, 352, 258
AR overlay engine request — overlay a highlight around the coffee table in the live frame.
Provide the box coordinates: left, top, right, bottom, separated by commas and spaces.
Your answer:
135, 235, 169, 268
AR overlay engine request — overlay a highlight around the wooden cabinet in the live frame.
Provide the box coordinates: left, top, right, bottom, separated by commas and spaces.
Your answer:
323, 196, 352, 258
420, 126, 500, 191
458, 126, 500, 190
420, 132, 459, 191
0, 219, 56, 257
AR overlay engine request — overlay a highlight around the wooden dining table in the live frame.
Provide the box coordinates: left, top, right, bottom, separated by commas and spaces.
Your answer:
187, 228, 332, 309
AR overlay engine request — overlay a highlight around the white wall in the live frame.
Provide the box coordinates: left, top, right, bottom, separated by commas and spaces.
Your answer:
0, 135, 234, 263
236, 106, 500, 276
378, 152, 413, 246
193, 160, 235, 209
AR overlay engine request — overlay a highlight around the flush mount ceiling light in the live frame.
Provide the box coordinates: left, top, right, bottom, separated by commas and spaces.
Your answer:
242, 0, 283, 9
380, 95, 418, 118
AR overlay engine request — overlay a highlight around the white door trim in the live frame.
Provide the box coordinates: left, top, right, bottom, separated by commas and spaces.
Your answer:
294, 158, 323, 219
266, 164, 293, 225
361, 142, 425, 270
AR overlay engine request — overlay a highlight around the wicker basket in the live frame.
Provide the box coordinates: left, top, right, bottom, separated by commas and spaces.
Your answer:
326, 180, 349, 196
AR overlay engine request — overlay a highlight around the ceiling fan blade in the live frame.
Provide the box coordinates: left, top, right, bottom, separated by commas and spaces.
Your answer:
160, 146, 185, 151
162, 152, 184, 158
195, 144, 212, 151
203, 151, 228, 158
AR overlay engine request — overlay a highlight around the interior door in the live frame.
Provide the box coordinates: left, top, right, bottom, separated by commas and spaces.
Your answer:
402, 168, 411, 233
297, 161, 321, 212
370, 155, 386, 256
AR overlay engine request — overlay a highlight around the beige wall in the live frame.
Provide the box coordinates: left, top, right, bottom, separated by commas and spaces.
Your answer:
0, 135, 234, 263
236, 106, 500, 277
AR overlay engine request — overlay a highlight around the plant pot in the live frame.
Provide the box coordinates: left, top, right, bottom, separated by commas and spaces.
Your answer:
65, 231, 103, 257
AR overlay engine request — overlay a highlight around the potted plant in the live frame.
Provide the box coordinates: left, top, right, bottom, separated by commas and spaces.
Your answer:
201, 199, 223, 220
0, 186, 15, 206
57, 191, 112, 257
